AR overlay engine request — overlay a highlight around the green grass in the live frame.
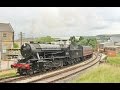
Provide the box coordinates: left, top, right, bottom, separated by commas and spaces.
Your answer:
0, 69, 17, 79
107, 53, 120, 65
72, 64, 120, 83
72, 53, 120, 83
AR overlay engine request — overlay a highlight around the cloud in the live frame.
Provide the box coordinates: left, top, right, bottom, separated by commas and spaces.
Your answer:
104, 22, 120, 34
32, 7, 108, 37
88, 22, 120, 35
0, 18, 9, 23
0, 7, 120, 38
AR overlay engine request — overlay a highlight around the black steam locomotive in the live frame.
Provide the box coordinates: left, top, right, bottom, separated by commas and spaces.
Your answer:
11, 43, 93, 75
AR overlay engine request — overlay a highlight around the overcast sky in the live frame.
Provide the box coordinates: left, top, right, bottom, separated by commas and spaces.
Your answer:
0, 7, 120, 39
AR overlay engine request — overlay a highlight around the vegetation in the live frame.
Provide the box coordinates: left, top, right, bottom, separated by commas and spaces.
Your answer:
13, 43, 19, 48
107, 53, 120, 65
0, 69, 17, 79
35, 36, 55, 44
69, 36, 78, 45
96, 35, 110, 42
69, 36, 97, 50
72, 54, 120, 83
72, 64, 120, 83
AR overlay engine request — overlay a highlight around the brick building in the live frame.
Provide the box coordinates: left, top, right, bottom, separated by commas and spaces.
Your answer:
0, 23, 14, 60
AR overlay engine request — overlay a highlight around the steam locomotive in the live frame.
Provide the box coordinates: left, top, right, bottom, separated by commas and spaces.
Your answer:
11, 43, 93, 75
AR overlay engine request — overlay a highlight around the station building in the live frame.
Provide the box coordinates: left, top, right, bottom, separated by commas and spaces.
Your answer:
0, 23, 14, 60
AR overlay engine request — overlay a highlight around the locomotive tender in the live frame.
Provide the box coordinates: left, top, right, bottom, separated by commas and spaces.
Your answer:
11, 43, 93, 75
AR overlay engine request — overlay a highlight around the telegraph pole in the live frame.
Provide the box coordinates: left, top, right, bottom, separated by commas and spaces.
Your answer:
20, 32, 22, 47
19, 32, 25, 47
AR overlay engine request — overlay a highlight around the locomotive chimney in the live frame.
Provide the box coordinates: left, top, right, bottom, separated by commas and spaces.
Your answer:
30, 41, 34, 43
63, 40, 67, 45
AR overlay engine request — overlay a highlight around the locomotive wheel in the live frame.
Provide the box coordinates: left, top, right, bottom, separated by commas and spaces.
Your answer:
68, 61, 72, 65
19, 71, 24, 75
18, 69, 25, 75
27, 69, 34, 75
41, 68, 46, 72
63, 61, 69, 66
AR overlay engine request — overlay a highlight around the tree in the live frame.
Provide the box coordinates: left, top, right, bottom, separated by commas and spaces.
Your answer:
77, 37, 97, 50
13, 43, 19, 48
69, 36, 78, 45
78, 39, 88, 46
79, 36, 84, 41
87, 38, 97, 50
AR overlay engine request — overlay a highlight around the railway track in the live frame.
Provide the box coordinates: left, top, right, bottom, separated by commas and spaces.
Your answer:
0, 67, 63, 83
0, 75, 25, 83
0, 75, 19, 81
0, 61, 81, 83
0, 53, 101, 83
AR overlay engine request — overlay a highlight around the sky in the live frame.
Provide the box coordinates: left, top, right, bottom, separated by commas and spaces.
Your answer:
0, 7, 120, 39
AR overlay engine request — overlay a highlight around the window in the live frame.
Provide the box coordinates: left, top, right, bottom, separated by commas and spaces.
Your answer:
2, 46, 6, 53
3, 33, 7, 37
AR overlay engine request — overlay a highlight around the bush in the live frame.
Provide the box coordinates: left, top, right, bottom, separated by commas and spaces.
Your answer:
13, 43, 19, 48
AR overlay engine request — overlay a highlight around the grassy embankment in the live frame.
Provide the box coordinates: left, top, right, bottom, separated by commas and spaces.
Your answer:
0, 69, 17, 79
72, 53, 120, 83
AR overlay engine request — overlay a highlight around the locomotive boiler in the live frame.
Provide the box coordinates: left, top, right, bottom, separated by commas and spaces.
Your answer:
11, 43, 93, 75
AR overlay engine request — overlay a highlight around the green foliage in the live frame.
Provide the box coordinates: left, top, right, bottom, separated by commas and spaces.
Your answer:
69, 36, 78, 45
107, 53, 120, 65
78, 39, 88, 46
69, 36, 97, 50
79, 36, 84, 41
13, 43, 19, 48
35, 36, 55, 44
87, 38, 97, 49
